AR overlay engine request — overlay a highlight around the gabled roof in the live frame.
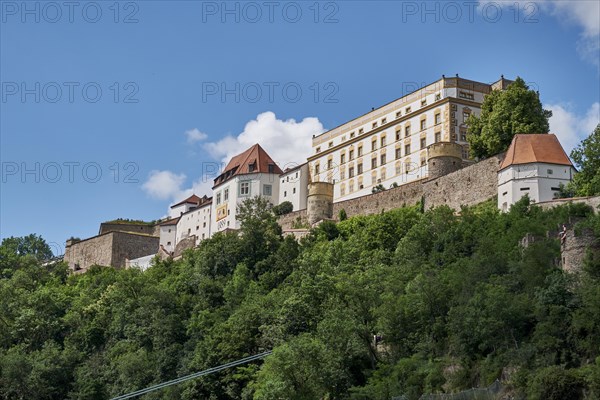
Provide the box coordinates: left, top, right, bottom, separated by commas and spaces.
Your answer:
160, 217, 180, 226
213, 144, 283, 187
170, 194, 211, 209
500, 134, 573, 170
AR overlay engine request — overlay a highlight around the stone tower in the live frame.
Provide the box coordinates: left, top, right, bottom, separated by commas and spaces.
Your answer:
427, 142, 463, 180
307, 181, 334, 225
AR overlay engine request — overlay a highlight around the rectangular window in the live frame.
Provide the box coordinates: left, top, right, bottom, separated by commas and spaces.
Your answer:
463, 112, 470, 122
405, 126, 411, 137
315, 164, 320, 174
435, 93, 441, 101
421, 156, 426, 166
405, 107, 411, 114
224, 188, 229, 201
248, 163, 256, 172
547, 169, 553, 175
239, 181, 250, 196
421, 99, 427, 107
349, 167, 355, 178
329, 141, 334, 148
349, 150, 354, 160
395, 148, 402, 159
316, 147, 321, 153
372, 122, 378, 129
284, 191, 287, 197
396, 111, 401, 119
381, 118, 387, 124
340, 169, 345, 180
216, 192, 222, 205
263, 184, 272, 196
293, 187, 296, 194
435, 113, 441, 124
435, 132, 441, 142
420, 120, 426, 130
380, 154, 387, 165
405, 144, 411, 155
341, 153, 346, 164
381, 137, 386, 147
327, 159, 333, 169
359, 128, 364, 134
396, 131, 401, 141
357, 163, 363, 174
372, 157, 377, 169
358, 146, 363, 157
372, 140, 377, 151
268, 164, 275, 173
350, 132, 355, 138
520, 187, 530, 191
420, 138, 426, 149
551, 187, 560, 191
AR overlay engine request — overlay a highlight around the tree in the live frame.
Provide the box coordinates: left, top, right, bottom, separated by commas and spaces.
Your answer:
467, 77, 552, 159
568, 124, 600, 197
272, 201, 293, 216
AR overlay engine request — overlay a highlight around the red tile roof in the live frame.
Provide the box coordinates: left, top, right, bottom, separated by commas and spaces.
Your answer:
500, 134, 573, 170
213, 144, 283, 187
160, 217, 180, 226
170, 194, 211, 209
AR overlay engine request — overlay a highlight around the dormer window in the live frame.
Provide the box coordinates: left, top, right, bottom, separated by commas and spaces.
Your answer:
248, 163, 256, 172
268, 164, 275, 173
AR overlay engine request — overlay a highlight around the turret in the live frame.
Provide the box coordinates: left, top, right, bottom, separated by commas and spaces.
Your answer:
427, 142, 463, 179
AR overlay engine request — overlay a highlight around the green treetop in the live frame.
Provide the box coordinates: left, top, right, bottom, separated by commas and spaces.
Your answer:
467, 77, 552, 159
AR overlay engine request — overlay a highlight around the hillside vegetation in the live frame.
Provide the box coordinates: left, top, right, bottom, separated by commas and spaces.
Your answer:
1, 198, 600, 399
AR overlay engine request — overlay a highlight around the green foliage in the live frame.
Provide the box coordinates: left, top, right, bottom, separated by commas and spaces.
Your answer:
339, 208, 348, 221
565, 124, 600, 197
372, 184, 385, 193
467, 77, 552, 159
1, 202, 600, 399
272, 201, 294, 216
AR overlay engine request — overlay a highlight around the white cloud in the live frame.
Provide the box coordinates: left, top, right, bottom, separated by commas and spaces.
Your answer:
478, 1, 600, 67
546, 102, 600, 154
142, 170, 186, 200
185, 128, 208, 143
203, 111, 325, 170
142, 112, 326, 214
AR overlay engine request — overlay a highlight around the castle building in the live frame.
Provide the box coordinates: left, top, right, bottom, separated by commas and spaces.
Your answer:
498, 134, 576, 211
308, 75, 512, 201
159, 217, 178, 253
210, 144, 283, 233
279, 163, 309, 211
176, 195, 213, 245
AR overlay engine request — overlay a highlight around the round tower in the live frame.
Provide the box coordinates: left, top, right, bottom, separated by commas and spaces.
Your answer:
427, 142, 463, 179
307, 181, 334, 225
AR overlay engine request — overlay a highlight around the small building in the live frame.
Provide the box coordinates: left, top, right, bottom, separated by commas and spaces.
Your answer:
211, 144, 283, 233
498, 134, 576, 211
169, 194, 204, 217
159, 217, 179, 254
64, 231, 159, 273
279, 163, 309, 211
176, 196, 213, 245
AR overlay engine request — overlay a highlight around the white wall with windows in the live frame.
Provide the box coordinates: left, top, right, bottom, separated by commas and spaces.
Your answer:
159, 224, 177, 253
498, 162, 575, 211
176, 203, 212, 245
211, 173, 281, 234
279, 164, 309, 211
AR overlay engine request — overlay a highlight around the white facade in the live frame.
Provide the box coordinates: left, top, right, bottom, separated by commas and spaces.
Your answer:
308, 76, 510, 202
126, 254, 156, 271
212, 173, 281, 233
498, 162, 575, 211
159, 224, 177, 253
279, 163, 309, 211
176, 202, 213, 245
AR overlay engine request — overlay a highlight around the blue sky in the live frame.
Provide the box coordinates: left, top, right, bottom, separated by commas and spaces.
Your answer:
1, 0, 599, 255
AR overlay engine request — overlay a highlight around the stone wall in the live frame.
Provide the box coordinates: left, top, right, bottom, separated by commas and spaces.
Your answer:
278, 154, 504, 230
332, 179, 425, 219
423, 154, 503, 210
99, 222, 159, 236
561, 228, 599, 273
174, 235, 196, 258
65, 232, 159, 273
65, 233, 113, 273
110, 231, 159, 269
536, 196, 600, 213
278, 209, 308, 230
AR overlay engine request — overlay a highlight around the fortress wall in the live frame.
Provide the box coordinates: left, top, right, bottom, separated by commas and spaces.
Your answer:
110, 232, 160, 268
99, 222, 159, 236
423, 154, 503, 210
277, 209, 308, 230
64, 233, 114, 273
